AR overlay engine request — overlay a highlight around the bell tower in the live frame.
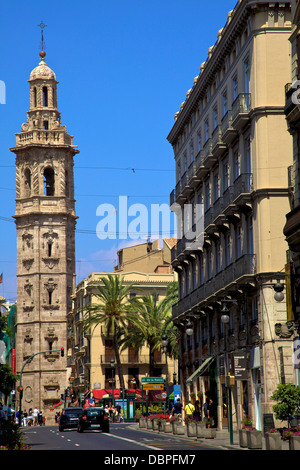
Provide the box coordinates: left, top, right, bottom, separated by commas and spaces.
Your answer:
10, 50, 79, 423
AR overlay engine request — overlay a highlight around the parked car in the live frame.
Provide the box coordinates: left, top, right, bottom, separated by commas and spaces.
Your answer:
77, 407, 110, 433
59, 407, 83, 432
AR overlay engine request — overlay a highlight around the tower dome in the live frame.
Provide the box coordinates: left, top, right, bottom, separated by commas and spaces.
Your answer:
29, 51, 56, 81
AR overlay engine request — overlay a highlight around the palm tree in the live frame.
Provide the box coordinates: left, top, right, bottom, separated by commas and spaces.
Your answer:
122, 288, 179, 377
79, 274, 137, 390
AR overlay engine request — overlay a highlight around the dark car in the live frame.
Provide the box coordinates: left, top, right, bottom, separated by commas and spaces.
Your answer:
59, 407, 83, 432
77, 407, 109, 433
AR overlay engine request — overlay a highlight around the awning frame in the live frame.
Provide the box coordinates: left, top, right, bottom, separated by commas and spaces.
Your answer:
186, 356, 215, 385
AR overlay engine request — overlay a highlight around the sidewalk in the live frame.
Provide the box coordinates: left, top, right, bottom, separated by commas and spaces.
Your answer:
131, 423, 290, 450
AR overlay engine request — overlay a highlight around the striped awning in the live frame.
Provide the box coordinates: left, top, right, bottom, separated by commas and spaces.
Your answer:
186, 356, 215, 385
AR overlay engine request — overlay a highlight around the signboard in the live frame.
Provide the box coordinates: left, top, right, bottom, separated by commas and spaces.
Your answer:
233, 353, 248, 380
263, 413, 275, 434
141, 377, 164, 384
142, 383, 164, 391
173, 384, 181, 400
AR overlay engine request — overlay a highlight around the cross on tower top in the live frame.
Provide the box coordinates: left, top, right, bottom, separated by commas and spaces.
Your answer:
37, 21, 47, 54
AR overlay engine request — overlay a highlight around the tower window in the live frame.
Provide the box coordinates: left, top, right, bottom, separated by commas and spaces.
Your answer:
43, 167, 55, 196
43, 121, 49, 130
33, 87, 37, 107
24, 168, 31, 196
48, 290, 52, 305
42, 86, 48, 107
48, 242, 52, 257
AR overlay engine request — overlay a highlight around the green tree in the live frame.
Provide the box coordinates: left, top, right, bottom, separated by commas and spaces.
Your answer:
79, 274, 137, 390
0, 363, 18, 405
122, 290, 179, 377
270, 383, 300, 426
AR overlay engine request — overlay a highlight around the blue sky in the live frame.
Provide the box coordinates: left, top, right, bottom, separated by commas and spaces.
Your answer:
0, 0, 236, 301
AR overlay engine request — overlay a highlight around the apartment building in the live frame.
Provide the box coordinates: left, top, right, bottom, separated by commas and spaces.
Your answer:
168, 0, 293, 430
283, 0, 300, 386
69, 239, 177, 403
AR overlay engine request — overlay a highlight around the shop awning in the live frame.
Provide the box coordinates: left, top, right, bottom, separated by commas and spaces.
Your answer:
186, 356, 215, 385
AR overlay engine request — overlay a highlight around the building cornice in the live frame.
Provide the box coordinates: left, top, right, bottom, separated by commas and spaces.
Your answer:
167, 1, 291, 145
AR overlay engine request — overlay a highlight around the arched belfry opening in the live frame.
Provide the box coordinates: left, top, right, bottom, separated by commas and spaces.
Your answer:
43, 166, 55, 196
42, 86, 48, 107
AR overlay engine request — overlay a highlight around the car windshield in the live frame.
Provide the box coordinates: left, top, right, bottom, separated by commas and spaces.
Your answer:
63, 410, 82, 417
87, 410, 103, 417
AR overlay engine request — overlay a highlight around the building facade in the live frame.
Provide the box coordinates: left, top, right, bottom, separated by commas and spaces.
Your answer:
168, 0, 294, 430
283, 0, 300, 387
10, 51, 78, 424
69, 239, 177, 403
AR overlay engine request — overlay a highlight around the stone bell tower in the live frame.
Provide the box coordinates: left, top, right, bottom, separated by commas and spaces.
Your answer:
10, 50, 79, 423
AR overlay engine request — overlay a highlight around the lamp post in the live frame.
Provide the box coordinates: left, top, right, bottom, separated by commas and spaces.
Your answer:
162, 333, 169, 413
110, 358, 115, 422
220, 300, 235, 445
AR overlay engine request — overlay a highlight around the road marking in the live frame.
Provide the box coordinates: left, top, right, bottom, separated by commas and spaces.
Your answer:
106, 433, 161, 450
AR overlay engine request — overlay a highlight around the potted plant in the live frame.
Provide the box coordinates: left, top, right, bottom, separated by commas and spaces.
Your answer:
246, 425, 262, 450
184, 415, 197, 437
239, 418, 252, 448
265, 428, 282, 450
170, 415, 184, 435
290, 429, 300, 450
138, 414, 147, 428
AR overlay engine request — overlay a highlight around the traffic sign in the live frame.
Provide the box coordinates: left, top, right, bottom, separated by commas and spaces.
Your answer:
141, 377, 164, 384
142, 383, 164, 390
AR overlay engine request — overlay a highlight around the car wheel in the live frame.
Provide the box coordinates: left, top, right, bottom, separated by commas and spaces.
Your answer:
59, 426, 64, 432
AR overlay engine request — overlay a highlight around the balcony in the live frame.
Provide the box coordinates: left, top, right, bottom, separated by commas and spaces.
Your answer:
195, 149, 209, 179
187, 161, 201, 189
232, 93, 251, 130
100, 354, 163, 365
202, 138, 217, 168
284, 82, 300, 131
211, 125, 227, 157
221, 110, 238, 145
172, 253, 256, 321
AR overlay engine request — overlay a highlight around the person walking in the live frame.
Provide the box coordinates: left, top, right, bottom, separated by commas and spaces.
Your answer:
193, 400, 201, 422
33, 407, 39, 426
203, 398, 209, 422
184, 399, 195, 418
172, 398, 183, 419
207, 398, 216, 427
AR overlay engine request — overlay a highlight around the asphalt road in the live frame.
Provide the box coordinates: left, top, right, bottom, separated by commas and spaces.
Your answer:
22, 422, 218, 453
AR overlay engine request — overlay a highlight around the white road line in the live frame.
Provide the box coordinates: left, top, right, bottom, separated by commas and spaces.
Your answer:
105, 433, 161, 450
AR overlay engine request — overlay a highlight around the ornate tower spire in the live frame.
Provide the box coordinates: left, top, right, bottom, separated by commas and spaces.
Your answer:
10, 46, 79, 423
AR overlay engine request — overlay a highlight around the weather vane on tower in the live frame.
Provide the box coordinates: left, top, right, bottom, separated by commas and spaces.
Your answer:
37, 21, 47, 53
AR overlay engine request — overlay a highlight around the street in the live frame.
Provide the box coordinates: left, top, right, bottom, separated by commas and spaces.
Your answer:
22, 422, 221, 453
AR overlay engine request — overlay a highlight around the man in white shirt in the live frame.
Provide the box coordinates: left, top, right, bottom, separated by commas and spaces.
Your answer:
33, 407, 39, 426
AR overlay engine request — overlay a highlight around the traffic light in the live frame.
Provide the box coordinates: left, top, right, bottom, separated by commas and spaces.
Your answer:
61, 347, 64, 357
19, 386, 23, 399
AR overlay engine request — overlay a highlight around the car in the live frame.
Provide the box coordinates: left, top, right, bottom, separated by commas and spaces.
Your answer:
59, 407, 83, 432
77, 407, 110, 433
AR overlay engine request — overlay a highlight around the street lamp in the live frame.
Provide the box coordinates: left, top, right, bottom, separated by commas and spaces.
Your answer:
186, 320, 193, 336
220, 299, 235, 445
110, 359, 115, 422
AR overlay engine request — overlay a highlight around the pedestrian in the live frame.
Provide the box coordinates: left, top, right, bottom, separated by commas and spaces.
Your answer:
172, 398, 183, 418
38, 411, 43, 426
116, 404, 121, 422
203, 398, 209, 422
27, 409, 34, 426
33, 406, 39, 426
193, 400, 201, 422
184, 399, 195, 417
207, 398, 216, 427
23, 409, 28, 427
